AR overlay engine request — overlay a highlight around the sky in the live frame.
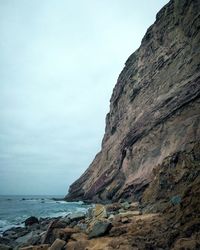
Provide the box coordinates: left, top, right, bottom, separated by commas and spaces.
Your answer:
0, 0, 169, 195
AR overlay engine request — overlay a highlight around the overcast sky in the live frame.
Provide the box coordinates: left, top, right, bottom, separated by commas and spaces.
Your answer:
0, 0, 169, 195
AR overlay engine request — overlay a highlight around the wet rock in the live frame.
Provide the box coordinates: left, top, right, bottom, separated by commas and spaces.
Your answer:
49, 239, 66, 250
16, 231, 34, 245
0, 244, 12, 250
24, 217, 39, 227
0, 238, 11, 246
3, 228, 29, 240
88, 221, 112, 239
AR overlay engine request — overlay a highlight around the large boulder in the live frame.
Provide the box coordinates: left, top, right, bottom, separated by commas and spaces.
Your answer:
88, 221, 112, 239
49, 239, 66, 250
24, 217, 39, 227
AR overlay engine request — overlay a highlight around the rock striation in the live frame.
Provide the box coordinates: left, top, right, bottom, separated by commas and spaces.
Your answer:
66, 0, 200, 203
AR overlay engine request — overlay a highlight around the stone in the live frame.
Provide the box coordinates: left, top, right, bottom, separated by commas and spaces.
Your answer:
92, 204, 107, 219
42, 219, 67, 244
68, 212, 85, 222
70, 233, 88, 241
16, 232, 34, 244
108, 214, 115, 221
119, 211, 141, 217
105, 203, 121, 213
121, 217, 129, 224
49, 239, 66, 250
88, 221, 112, 239
57, 227, 79, 241
121, 201, 130, 210
24, 217, 39, 227
130, 202, 139, 210
76, 223, 87, 231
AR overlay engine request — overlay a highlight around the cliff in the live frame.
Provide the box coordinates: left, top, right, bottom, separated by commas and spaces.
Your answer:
66, 0, 200, 203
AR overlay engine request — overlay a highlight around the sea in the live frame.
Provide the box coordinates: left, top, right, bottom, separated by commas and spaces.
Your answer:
0, 195, 91, 234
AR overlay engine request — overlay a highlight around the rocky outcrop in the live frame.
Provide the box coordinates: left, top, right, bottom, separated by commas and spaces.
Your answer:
66, 0, 200, 202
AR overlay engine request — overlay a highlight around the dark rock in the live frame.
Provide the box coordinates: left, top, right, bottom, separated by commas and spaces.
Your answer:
88, 221, 112, 239
0, 244, 12, 250
24, 217, 39, 227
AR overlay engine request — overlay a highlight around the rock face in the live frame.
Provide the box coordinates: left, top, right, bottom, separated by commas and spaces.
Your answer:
66, 0, 200, 202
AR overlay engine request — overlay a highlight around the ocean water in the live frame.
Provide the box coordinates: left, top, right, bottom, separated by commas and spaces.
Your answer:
0, 195, 90, 234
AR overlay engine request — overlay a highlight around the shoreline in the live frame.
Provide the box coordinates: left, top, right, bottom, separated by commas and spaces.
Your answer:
1, 199, 198, 250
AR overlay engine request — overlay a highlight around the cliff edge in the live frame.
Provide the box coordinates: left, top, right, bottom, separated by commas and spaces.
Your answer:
66, 0, 200, 203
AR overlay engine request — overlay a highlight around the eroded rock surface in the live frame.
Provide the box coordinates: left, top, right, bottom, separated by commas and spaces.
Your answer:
66, 0, 200, 203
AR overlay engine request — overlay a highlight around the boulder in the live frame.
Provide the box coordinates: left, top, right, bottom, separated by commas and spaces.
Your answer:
92, 204, 107, 219
54, 227, 79, 241
49, 239, 66, 250
70, 233, 88, 241
88, 221, 112, 239
121, 217, 129, 224
121, 201, 130, 210
68, 212, 85, 222
42, 220, 66, 244
16, 231, 34, 244
105, 203, 121, 213
130, 202, 139, 210
24, 217, 39, 227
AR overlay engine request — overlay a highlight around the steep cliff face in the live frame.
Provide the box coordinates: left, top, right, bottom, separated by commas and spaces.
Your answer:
66, 0, 200, 202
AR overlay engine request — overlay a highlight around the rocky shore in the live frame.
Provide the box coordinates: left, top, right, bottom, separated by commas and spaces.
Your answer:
1, 0, 199, 249
1, 194, 200, 250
